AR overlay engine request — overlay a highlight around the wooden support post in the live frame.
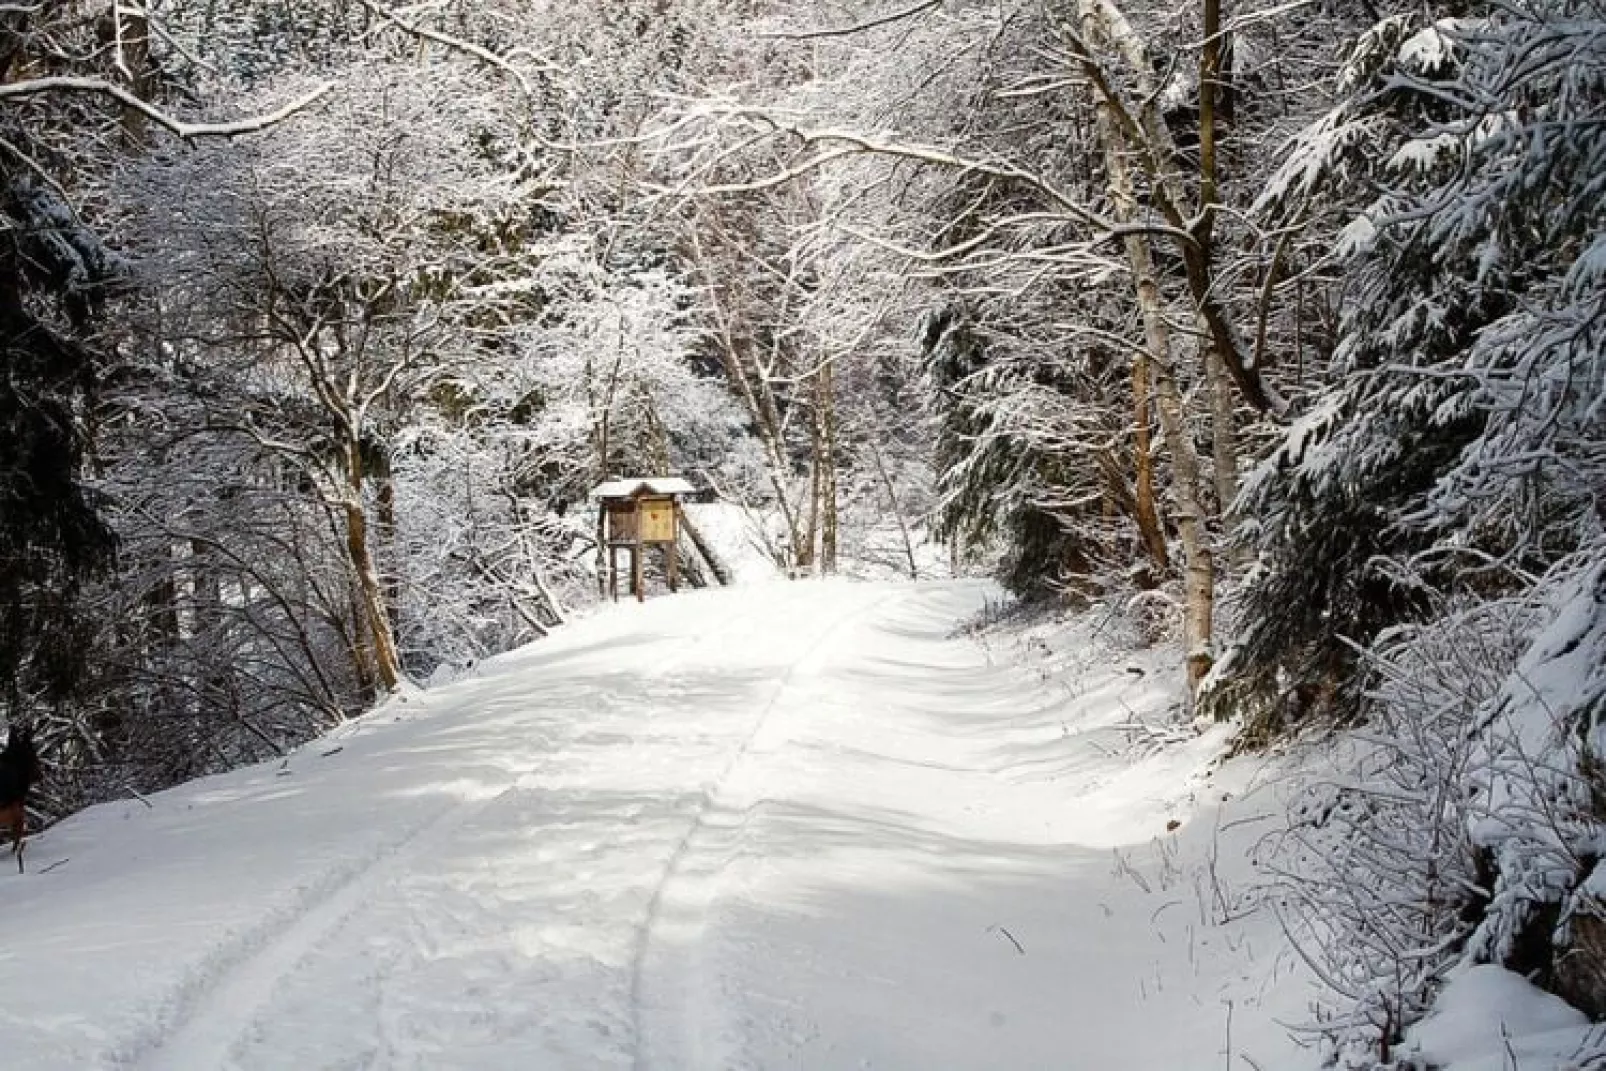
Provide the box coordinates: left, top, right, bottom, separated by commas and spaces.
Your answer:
632, 541, 644, 602
667, 539, 679, 592
609, 545, 619, 602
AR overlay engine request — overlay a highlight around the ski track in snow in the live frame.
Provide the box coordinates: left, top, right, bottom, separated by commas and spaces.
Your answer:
125, 595, 782, 1071
124, 770, 542, 1071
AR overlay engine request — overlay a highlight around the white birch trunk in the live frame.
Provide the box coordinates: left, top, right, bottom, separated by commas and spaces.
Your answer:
1083, 0, 1215, 693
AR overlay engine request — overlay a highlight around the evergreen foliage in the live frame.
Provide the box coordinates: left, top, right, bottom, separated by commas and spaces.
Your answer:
0, 174, 120, 718
1215, 0, 1606, 1055
921, 303, 1108, 601
1217, 0, 1606, 730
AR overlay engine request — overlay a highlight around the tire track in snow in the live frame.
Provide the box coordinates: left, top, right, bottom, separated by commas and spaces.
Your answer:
122, 771, 542, 1071
629, 586, 904, 1071
128, 594, 775, 1071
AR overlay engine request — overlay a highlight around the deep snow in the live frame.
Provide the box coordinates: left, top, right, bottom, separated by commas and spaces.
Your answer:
2, 576, 1541, 1070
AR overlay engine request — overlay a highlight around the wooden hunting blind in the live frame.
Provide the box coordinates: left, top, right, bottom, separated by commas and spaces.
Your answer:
591, 477, 696, 602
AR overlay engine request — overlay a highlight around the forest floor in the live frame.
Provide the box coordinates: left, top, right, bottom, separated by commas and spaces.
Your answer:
0, 579, 1334, 1068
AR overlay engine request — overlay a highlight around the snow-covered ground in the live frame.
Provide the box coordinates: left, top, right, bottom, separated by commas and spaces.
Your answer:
0, 577, 1580, 1070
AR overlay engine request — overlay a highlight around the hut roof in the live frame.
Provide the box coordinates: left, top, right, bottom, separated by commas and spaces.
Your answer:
590, 477, 697, 500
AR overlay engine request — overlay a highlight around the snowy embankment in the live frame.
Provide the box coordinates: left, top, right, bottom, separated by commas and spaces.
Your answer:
0, 580, 1350, 1068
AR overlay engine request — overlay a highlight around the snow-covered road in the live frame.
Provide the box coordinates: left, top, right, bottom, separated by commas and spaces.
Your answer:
0, 580, 1313, 1070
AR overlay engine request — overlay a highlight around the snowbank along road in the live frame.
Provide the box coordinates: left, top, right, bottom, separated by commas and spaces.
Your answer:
0, 579, 1312, 1070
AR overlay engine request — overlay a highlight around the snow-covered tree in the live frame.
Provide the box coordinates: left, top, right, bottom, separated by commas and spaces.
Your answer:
123, 58, 542, 693
1220, 0, 1606, 1056
0, 0, 325, 772
648, 0, 1385, 687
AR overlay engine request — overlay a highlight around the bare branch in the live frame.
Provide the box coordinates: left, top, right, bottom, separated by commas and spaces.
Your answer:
760, 0, 943, 40
0, 133, 76, 211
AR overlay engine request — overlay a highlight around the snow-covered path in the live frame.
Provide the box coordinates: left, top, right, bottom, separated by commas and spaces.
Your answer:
0, 580, 1312, 1070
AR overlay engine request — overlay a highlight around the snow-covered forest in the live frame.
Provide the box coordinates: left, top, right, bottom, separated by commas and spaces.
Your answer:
1, 1, 1602, 1067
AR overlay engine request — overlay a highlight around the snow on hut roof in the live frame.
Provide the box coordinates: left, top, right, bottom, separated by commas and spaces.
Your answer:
590, 477, 697, 499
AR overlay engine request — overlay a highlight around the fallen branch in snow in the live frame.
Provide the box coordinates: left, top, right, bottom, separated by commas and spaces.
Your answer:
1111, 848, 1152, 893
989, 925, 1026, 955
38, 858, 69, 874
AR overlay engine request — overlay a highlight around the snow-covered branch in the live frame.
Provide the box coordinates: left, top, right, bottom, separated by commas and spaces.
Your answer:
0, 78, 334, 139
759, 0, 944, 40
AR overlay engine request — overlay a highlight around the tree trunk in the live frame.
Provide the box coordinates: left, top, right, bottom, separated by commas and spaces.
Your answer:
141, 550, 181, 720
1196, 0, 1239, 519
345, 577, 374, 699
815, 356, 839, 575
1208, 345, 1239, 514
341, 441, 401, 692
343, 498, 402, 692
1152, 338, 1216, 694
117, 8, 155, 147
1072, 0, 1282, 417
585, 343, 626, 595
373, 449, 403, 647
1132, 348, 1171, 574
1084, 0, 1215, 694
867, 437, 919, 580
1198, 0, 1222, 245
1195, 0, 1244, 524
190, 538, 221, 637
689, 228, 808, 566
596, 506, 610, 600
800, 451, 820, 573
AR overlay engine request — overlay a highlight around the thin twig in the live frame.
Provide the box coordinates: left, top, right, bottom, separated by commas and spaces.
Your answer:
760, 0, 943, 40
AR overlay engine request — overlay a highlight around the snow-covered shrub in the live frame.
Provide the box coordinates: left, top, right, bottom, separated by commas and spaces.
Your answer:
1464, 555, 1606, 1019
1264, 595, 1531, 1063
921, 302, 1128, 602
387, 422, 578, 676
70, 418, 370, 805
1269, 551, 1605, 1066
